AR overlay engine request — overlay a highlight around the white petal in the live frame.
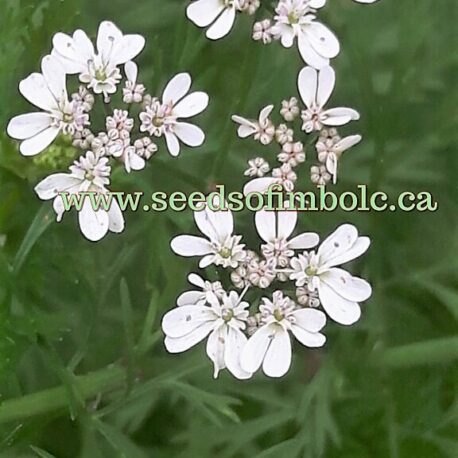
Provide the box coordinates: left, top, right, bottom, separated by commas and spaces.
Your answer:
291, 308, 327, 333
288, 232, 320, 250
279, 26, 295, 48
322, 107, 360, 126
310, 0, 327, 8
318, 224, 358, 264
164, 321, 215, 353
107, 199, 125, 234
199, 254, 215, 268
7, 113, 52, 140
321, 268, 372, 302
291, 325, 326, 348
317, 65, 335, 108
34, 173, 81, 200
96, 21, 123, 61
240, 324, 273, 374
53, 195, 66, 222
111, 35, 145, 66
188, 273, 205, 289
298, 66, 318, 109
171, 235, 213, 257
225, 327, 252, 380
334, 135, 362, 153
124, 61, 138, 83
297, 31, 329, 69
206, 6, 236, 40
162, 305, 215, 338
326, 237, 371, 268
262, 326, 292, 378
165, 131, 181, 157
195, 203, 233, 242
173, 92, 209, 118
128, 152, 146, 171
194, 207, 219, 241
305, 22, 340, 59
41, 55, 67, 101
186, 0, 225, 27
259, 105, 274, 124
78, 199, 109, 242
19, 126, 60, 156
232, 115, 257, 138
255, 209, 276, 243
318, 282, 361, 325
173, 123, 205, 147
19, 73, 56, 112
277, 210, 297, 240
177, 291, 205, 307
52, 30, 93, 73
206, 326, 226, 378
163, 73, 192, 106
243, 177, 278, 196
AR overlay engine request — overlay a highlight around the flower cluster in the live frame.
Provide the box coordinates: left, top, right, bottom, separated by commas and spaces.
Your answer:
163, 199, 372, 378
7, 21, 209, 241
187, 0, 379, 67
234, 65, 361, 190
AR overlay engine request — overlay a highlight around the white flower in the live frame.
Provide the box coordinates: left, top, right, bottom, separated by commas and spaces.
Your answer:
186, 0, 244, 41
299, 66, 360, 133
255, 208, 319, 267
171, 199, 246, 269
139, 73, 209, 156
253, 20, 273, 44
123, 61, 145, 103
232, 105, 275, 145
7, 55, 88, 156
133, 137, 158, 160
240, 0, 260, 15
280, 97, 300, 121
162, 290, 252, 379
244, 157, 270, 177
310, 164, 331, 185
52, 21, 145, 98
316, 130, 362, 184
278, 141, 305, 167
275, 124, 294, 144
177, 273, 225, 306
272, 163, 297, 192
34, 151, 124, 242
354, 0, 379, 3
241, 291, 326, 378
271, 0, 339, 69
290, 224, 372, 325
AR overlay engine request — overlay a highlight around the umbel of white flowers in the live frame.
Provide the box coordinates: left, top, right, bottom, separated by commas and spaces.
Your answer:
186, 0, 380, 67
7, 21, 210, 241
164, 199, 372, 379
233, 65, 362, 190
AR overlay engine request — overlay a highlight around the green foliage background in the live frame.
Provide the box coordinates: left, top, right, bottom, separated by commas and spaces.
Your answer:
0, 0, 457, 456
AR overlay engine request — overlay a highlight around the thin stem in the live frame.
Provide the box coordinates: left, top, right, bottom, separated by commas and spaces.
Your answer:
0, 365, 125, 425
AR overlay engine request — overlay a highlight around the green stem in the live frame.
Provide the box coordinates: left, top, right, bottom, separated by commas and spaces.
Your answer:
0, 365, 125, 425
381, 336, 458, 368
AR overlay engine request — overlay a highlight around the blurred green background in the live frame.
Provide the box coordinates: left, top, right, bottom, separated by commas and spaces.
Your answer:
0, 0, 457, 456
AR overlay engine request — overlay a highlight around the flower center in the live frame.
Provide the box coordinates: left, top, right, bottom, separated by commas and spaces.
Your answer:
305, 266, 317, 276
273, 309, 284, 321
84, 171, 94, 181
221, 308, 234, 322
95, 68, 107, 82
62, 112, 74, 124
152, 116, 164, 127
288, 11, 300, 24
220, 247, 232, 259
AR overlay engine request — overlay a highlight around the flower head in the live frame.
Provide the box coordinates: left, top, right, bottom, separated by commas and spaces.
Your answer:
299, 66, 360, 133
241, 291, 326, 377
232, 105, 276, 145
162, 289, 252, 379
139, 73, 209, 156
290, 224, 372, 325
7, 55, 89, 156
34, 151, 124, 241
52, 21, 145, 98
171, 198, 246, 269
186, 0, 244, 40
